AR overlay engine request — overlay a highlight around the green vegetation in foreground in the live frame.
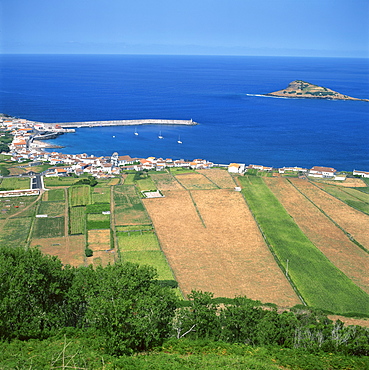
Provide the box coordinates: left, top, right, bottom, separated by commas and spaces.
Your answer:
318, 183, 369, 215
239, 175, 369, 315
1, 246, 369, 370
2, 337, 368, 370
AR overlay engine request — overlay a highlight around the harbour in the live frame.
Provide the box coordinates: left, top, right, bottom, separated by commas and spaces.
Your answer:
55, 119, 197, 128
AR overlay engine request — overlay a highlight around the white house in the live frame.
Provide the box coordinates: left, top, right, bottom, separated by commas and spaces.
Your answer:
353, 170, 369, 178
308, 166, 337, 178
228, 163, 246, 174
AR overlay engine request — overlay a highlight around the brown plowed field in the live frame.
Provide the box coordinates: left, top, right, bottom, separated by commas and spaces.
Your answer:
175, 173, 218, 190
143, 189, 300, 306
290, 178, 369, 249
86, 250, 116, 267
88, 229, 111, 251
264, 177, 369, 294
32, 235, 85, 267
197, 169, 236, 189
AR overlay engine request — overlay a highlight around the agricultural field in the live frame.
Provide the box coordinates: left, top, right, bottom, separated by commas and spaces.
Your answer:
31, 235, 86, 267
143, 189, 299, 306
315, 183, 369, 215
264, 177, 369, 294
117, 230, 160, 251
0, 217, 32, 248
86, 213, 110, 230
197, 168, 236, 189
91, 186, 111, 203
122, 173, 136, 185
44, 176, 80, 187
0, 177, 31, 190
116, 224, 152, 232
239, 175, 369, 315
0, 196, 38, 219
135, 175, 157, 192
150, 172, 183, 190
290, 178, 369, 249
69, 206, 86, 235
38, 201, 65, 217
45, 188, 65, 201
88, 229, 111, 251
175, 172, 218, 190
86, 250, 116, 267
113, 185, 150, 225
86, 203, 111, 213
68, 185, 91, 207
32, 217, 65, 239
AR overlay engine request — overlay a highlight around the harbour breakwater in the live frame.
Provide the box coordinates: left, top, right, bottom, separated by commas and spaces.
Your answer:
55, 119, 197, 128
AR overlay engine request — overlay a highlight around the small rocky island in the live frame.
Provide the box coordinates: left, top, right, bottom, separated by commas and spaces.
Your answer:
264, 80, 368, 101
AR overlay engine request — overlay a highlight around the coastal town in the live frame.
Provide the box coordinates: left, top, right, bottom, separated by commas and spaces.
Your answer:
1, 115, 368, 197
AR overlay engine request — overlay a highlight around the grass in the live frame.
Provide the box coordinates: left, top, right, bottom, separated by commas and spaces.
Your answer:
38, 201, 65, 217
0, 217, 32, 247
123, 173, 136, 185
318, 184, 369, 215
32, 217, 65, 238
136, 176, 157, 192
68, 185, 91, 207
169, 167, 195, 175
86, 203, 110, 213
69, 206, 86, 235
117, 230, 160, 251
91, 186, 111, 203
0, 196, 38, 219
87, 213, 110, 230
113, 185, 150, 225
239, 175, 369, 315
47, 189, 65, 202
122, 250, 175, 280
0, 177, 30, 190
116, 224, 153, 232
44, 177, 80, 187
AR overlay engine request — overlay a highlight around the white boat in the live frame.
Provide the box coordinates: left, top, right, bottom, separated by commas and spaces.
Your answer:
158, 131, 163, 139
177, 135, 182, 144
134, 128, 138, 136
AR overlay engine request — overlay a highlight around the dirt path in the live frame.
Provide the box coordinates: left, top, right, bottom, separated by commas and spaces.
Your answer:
8, 192, 43, 219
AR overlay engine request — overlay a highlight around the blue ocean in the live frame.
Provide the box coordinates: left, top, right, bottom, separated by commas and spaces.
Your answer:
1, 54, 368, 170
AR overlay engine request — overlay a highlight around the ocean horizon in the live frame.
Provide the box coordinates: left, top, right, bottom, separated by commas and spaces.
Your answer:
1, 54, 368, 171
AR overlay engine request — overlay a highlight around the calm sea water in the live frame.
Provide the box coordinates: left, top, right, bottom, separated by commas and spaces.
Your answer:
1, 54, 368, 170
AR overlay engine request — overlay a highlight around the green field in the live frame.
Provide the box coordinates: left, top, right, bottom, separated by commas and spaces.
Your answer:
68, 185, 91, 207
91, 186, 111, 203
87, 213, 110, 230
123, 173, 136, 185
0, 196, 38, 219
86, 203, 110, 213
47, 189, 65, 201
116, 224, 153, 232
32, 217, 65, 238
239, 175, 369, 315
319, 184, 369, 215
169, 167, 195, 175
69, 206, 86, 235
136, 176, 157, 192
44, 177, 80, 187
0, 177, 30, 190
38, 201, 65, 217
113, 185, 150, 225
117, 231, 160, 251
122, 250, 175, 280
0, 217, 32, 247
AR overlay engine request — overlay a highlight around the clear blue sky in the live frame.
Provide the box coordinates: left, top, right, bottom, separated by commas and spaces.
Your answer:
1, 0, 368, 57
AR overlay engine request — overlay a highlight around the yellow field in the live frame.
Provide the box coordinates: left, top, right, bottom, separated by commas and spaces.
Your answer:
175, 173, 218, 190
290, 178, 369, 248
32, 235, 86, 267
86, 250, 116, 267
265, 177, 369, 294
314, 177, 367, 187
197, 169, 236, 188
143, 189, 300, 306
88, 229, 111, 251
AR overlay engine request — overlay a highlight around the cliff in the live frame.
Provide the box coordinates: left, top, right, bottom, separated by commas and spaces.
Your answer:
265, 80, 368, 101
